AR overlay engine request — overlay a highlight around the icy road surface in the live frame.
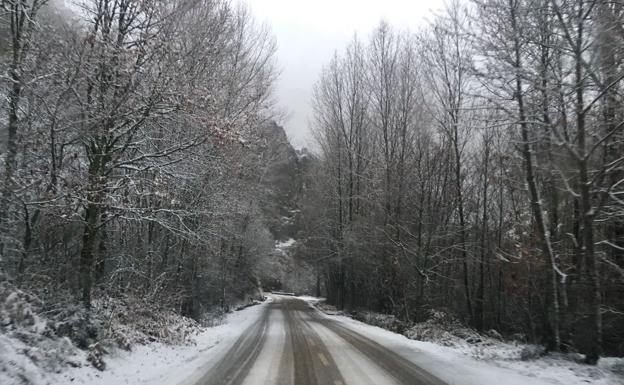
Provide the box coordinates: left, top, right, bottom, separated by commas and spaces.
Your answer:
185, 296, 446, 385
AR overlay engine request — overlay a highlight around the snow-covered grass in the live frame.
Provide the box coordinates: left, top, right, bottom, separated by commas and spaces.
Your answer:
301, 296, 624, 385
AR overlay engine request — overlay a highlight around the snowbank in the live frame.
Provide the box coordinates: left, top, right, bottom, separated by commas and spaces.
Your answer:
50, 299, 268, 385
0, 276, 269, 385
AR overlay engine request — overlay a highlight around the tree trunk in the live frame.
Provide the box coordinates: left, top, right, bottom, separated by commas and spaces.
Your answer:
508, 0, 561, 351
79, 150, 106, 309
476, 138, 490, 331
452, 125, 473, 323
575, 37, 602, 364
79, 200, 100, 309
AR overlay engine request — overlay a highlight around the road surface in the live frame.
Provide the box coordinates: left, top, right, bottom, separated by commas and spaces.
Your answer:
193, 296, 447, 385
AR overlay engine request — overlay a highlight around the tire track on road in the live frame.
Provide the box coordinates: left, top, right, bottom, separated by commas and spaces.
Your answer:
199, 305, 271, 385
282, 299, 346, 385
308, 305, 446, 385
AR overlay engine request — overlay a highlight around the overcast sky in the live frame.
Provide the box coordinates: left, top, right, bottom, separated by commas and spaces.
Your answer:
246, 0, 445, 148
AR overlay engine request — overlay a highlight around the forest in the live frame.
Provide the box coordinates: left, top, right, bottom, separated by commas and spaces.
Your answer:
0, 0, 623, 373
0, 0, 298, 331
303, 0, 624, 365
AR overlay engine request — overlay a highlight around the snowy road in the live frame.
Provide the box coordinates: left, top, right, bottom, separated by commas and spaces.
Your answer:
193, 296, 446, 385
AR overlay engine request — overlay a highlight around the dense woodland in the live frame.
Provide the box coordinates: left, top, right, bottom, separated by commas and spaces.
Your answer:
303, 0, 624, 365
0, 0, 300, 324
1, 0, 624, 370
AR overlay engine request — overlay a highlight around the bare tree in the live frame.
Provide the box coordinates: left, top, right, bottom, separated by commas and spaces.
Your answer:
420, 0, 476, 324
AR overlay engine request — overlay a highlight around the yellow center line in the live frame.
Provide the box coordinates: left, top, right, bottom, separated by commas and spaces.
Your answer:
318, 353, 330, 367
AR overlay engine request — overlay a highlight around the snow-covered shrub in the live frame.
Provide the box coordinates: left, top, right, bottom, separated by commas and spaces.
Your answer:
510, 332, 527, 343
403, 309, 549, 361
351, 311, 407, 334
520, 345, 546, 361
87, 342, 107, 371
92, 295, 202, 347
0, 281, 45, 334
316, 303, 339, 314
112, 329, 132, 351
405, 309, 481, 347
0, 278, 209, 378
487, 329, 503, 340
53, 307, 102, 349
200, 308, 226, 327
0, 281, 83, 383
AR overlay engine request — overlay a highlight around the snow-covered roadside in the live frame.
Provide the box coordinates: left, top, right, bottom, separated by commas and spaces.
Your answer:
296, 296, 325, 304
41, 299, 269, 385
301, 297, 624, 385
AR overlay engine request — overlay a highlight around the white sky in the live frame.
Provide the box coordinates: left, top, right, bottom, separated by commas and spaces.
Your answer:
247, 0, 445, 148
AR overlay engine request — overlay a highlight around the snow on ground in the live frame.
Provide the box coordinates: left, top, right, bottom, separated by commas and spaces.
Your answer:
299, 296, 624, 385
44, 299, 269, 385
241, 306, 290, 385
295, 296, 324, 304
0, 333, 79, 385
4, 292, 621, 385
0, 283, 86, 385
275, 238, 296, 250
